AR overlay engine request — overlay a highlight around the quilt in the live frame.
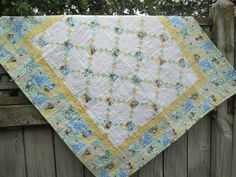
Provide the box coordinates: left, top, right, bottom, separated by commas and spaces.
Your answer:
0, 16, 236, 177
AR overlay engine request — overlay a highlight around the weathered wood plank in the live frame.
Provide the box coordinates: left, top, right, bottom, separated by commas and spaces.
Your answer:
0, 127, 26, 177
54, 132, 84, 177
84, 167, 96, 177
0, 81, 18, 90
0, 89, 19, 97
24, 126, 56, 177
0, 72, 18, 89
131, 172, 139, 177
0, 65, 7, 74
195, 17, 213, 26
232, 15, 236, 177
164, 134, 187, 177
188, 116, 211, 177
232, 114, 236, 177
0, 105, 47, 127
0, 96, 30, 105
0, 74, 10, 81
139, 153, 163, 177
210, 1, 235, 177
202, 26, 213, 40
83, 166, 140, 177
0, 90, 11, 97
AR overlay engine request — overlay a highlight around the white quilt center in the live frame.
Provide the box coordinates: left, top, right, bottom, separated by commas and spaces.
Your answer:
32, 16, 198, 147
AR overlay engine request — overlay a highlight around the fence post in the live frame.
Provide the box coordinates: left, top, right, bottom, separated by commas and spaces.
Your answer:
209, 1, 235, 177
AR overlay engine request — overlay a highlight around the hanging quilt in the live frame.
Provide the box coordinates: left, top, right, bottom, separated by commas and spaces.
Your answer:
0, 16, 236, 177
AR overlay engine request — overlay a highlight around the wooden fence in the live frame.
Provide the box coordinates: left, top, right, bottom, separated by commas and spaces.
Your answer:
0, 0, 235, 177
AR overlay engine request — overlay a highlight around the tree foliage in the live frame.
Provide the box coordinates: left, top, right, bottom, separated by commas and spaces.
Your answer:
0, 0, 234, 16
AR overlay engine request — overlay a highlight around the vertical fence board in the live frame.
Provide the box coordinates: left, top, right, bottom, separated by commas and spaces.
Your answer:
84, 168, 139, 177
84, 167, 96, 177
0, 127, 26, 177
188, 117, 211, 177
232, 16, 236, 177
210, 1, 235, 177
131, 172, 139, 177
201, 26, 212, 39
54, 132, 84, 177
164, 134, 187, 177
233, 113, 236, 177
24, 126, 56, 177
139, 153, 163, 177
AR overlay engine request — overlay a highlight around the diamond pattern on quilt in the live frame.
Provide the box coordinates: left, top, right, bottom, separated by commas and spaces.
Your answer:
32, 16, 198, 147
